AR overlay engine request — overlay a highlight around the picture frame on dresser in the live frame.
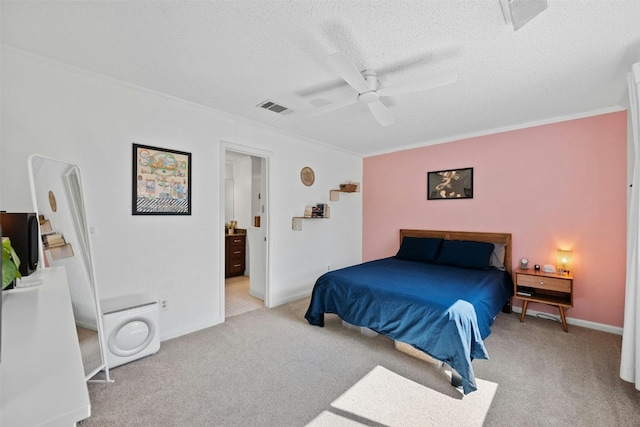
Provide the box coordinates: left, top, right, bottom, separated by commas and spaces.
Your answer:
427, 167, 473, 200
132, 143, 192, 215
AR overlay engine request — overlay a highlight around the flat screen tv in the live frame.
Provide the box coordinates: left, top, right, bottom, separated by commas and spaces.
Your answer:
1, 224, 3, 363
0, 212, 39, 277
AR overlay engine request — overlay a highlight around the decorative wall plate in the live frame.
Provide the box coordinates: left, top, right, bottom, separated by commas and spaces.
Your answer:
48, 190, 57, 212
300, 166, 315, 186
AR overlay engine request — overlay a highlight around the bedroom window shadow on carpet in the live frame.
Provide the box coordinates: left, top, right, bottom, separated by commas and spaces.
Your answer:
305, 365, 497, 427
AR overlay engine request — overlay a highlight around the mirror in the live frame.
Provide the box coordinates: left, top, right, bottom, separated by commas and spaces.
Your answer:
28, 154, 110, 382
225, 179, 234, 222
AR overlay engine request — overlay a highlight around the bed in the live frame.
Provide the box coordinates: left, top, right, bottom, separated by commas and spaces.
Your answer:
304, 229, 513, 394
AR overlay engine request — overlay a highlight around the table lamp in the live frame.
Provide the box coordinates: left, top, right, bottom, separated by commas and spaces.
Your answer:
557, 250, 573, 274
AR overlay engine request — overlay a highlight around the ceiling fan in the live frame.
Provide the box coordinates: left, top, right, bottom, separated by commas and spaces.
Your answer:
310, 52, 457, 127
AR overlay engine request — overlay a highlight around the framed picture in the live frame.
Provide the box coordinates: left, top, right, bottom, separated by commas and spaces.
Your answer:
132, 143, 191, 215
427, 167, 473, 200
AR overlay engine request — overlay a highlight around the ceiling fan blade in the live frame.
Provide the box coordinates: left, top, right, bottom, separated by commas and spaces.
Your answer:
307, 97, 358, 116
368, 100, 395, 127
325, 52, 370, 94
376, 46, 461, 76
377, 73, 457, 97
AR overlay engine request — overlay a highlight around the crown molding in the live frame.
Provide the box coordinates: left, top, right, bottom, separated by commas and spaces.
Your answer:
364, 106, 626, 158
1, 45, 361, 159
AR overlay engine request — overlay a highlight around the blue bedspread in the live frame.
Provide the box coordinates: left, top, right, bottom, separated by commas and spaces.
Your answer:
304, 257, 513, 394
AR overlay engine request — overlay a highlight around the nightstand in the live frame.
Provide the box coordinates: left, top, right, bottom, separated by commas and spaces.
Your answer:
513, 268, 573, 332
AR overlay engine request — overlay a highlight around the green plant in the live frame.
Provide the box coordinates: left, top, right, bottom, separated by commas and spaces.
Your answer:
2, 237, 21, 289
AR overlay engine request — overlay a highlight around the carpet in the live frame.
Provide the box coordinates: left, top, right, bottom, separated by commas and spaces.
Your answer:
84, 296, 640, 426
307, 365, 497, 427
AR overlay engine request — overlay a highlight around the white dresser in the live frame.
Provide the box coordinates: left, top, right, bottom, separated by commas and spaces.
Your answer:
0, 267, 90, 426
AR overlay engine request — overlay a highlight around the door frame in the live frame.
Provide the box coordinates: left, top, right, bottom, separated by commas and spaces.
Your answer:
220, 141, 272, 320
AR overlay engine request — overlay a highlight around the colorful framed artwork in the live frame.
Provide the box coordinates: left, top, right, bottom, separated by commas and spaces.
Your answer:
427, 167, 473, 200
132, 143, 191, 215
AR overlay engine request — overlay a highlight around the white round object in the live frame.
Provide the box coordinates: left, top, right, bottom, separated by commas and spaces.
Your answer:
109, 320, 152, 355
102, 299, 160, 369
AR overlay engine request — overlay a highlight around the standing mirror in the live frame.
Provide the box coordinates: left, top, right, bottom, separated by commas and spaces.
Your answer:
28, 154, 111, 382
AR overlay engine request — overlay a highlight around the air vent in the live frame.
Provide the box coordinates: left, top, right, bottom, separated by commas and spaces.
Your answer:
257, 100, 293, 115
500, 0, 548, 31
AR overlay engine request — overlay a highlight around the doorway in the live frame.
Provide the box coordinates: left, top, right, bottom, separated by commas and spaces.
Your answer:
222, 143, 270, 319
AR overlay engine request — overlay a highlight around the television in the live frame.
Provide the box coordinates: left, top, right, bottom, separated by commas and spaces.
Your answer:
0, 212, 39, 277
1, 224, 3, 363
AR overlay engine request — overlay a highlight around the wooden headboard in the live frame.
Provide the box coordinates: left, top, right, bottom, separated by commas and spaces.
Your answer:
399, 229, 513, 275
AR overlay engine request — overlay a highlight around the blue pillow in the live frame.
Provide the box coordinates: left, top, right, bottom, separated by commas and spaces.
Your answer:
435, 239, 494, 269
396, 237, 443, 263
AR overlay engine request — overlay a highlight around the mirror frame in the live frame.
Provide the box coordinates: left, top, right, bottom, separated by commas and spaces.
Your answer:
28, 154, 111, 382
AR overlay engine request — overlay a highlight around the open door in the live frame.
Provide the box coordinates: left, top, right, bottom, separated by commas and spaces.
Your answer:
221, 143, 270, 319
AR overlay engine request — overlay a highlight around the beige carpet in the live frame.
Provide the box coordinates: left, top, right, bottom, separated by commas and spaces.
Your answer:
84, 296, 640, 426
307, 365, 497, 426
76, 325, 102, 378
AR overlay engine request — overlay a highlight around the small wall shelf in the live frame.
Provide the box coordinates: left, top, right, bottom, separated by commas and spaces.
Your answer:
329, 182, 360, 201
292, 204, 330, 231
291, 216, 328, 231
292, 182, 359, 230
40, 215, 75, 261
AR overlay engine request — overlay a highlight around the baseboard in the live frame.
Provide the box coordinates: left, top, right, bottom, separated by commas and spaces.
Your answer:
75, 320, 98, 331
158, 301, 623, 342
159, 288, 308, 340
511, 306, 623, 335
249, 289, 265, 300
160, 315, 223, 341
268, 289, 312, 308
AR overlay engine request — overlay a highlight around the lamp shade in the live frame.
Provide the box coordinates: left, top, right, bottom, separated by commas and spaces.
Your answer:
556, 250, 573, 273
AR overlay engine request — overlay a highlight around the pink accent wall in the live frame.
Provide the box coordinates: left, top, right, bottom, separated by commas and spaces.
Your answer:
363, 111, 627, 327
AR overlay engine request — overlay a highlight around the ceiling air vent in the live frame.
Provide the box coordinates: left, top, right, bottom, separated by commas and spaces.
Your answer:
257, 100, 293, 115
500, 0, 548, 31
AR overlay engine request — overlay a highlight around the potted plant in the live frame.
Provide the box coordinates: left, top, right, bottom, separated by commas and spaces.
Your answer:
2, 237, 21, 289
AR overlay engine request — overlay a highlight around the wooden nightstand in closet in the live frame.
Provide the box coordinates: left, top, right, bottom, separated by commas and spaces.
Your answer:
513, 268, 573, 332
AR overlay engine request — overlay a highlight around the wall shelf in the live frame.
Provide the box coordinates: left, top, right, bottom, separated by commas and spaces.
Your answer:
329, 182, 360, 201
291, 216, 329, 231
292, 204, 330, 231
293, 182, 359, 230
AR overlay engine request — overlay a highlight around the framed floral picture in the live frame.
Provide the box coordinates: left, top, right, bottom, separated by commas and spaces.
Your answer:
132, 143, 191, 215
427, 167, 473, 200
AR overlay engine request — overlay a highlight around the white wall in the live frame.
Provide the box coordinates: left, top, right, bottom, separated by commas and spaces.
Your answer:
0, 49, 363, 340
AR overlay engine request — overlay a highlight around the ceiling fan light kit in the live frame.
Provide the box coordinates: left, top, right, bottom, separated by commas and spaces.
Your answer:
358, 90, 379, 103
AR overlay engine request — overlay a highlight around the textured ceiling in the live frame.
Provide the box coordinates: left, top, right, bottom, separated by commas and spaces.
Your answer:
2, 0, 640, 156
